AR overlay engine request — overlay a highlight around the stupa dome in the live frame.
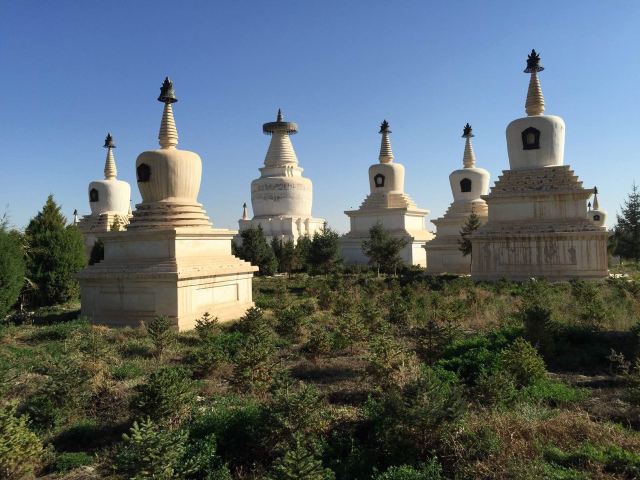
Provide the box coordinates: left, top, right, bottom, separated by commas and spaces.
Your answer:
88, 133, 131, 216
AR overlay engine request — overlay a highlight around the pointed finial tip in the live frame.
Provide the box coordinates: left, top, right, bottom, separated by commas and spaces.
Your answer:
524, 49, 544, 73
462, 123, 474, 138
379, 119, 391, 134
276, 109, 283, 122
243, 202, 247, 208
594, 186, 599, 194
103, 133, 115, 149
158, 76, 178, 103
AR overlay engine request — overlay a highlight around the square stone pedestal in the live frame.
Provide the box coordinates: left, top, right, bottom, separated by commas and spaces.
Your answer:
78, 227, 257, 330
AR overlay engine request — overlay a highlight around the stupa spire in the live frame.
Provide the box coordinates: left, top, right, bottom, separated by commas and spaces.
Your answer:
524, 49, 545, 116
378, 120, 394, 164
262, 109, 299, 166
461, 123, 476, 168
158, 77, 179, 149
242, 202, 249, 220
593, 186, 600, 210
103, 133, 117, 179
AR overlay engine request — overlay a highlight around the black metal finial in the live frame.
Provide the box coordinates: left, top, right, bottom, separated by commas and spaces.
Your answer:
379, 120, 391, 134
103, 133, 116, 149
588, 202, 592, 210
243, 202, 247, 208
158, 77, 178, 103
263, 109, 298, 135
524, 49, 544, 73
594, 186, 598, 195
276, 109, 283, 122
462, 123, 474, 138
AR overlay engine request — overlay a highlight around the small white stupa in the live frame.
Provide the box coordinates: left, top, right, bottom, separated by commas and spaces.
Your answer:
587, 187, 608, 228
77, 134, 131, 255
426, 124, 490, 274
341, 120, 433, 267
471, 50, 608, 280
238, 109, 325, 243
78, 78, 257, 330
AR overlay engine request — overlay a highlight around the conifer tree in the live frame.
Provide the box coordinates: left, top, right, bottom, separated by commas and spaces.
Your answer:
307, 224, 341, 275
270, 437, 335, 480
0, 217, 26, 317
458, 212, 481, 269
295, 235, 312, 272
362, 223, 408, 276
613, 183, 640, 261
25, 195, 85, 305
236, 226, 277, 276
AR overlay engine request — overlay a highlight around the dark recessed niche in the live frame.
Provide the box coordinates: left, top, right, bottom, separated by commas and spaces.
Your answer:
521, 127, 541, 150
460, 178, 472, 193
89, 188, 99, 202
593, 214, 601, 222
137, 164, 151, 182
374, 173, 385, 188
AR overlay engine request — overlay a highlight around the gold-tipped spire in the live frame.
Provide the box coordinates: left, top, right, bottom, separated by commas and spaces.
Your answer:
461, 123, 476, 168
157, 77, 179, 149
378, 120, 394, 164
524, 49, 545, 116
103, 133, 117, 180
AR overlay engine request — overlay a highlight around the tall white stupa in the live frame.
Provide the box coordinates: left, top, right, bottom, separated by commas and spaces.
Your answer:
78, 78, 257, 330
341, 120, 433, 267
426, 124, 490, 274
77, 134, 132, 255
471, 51, 608, 280
238, 109, 325, 243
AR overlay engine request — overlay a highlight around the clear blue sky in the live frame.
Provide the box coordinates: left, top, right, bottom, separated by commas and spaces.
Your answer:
2, 1, 638, 232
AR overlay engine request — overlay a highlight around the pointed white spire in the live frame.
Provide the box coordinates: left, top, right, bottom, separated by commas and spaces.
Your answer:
157, 77, 179, 149
103, 133, 117, 180
242, 202, 249, 220
593, 187, 600, 210
263, 109, 299, 166
73, 209, 79, 225
524, 49, 545, 116
379, 120, 394, 164
461, 123, 476, 168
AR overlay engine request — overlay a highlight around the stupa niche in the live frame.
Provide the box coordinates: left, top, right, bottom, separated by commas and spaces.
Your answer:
78, 78, 257, 330
238, 109, 325, 243
77, 133, 132, 255
471, 51, 608, 280
425, 124, 490, 274
341, 120, 433, 266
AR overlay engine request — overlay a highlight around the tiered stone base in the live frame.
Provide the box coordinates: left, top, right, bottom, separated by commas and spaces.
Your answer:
77, 227, 257, 330
127, 201, 211, 230
238, 215, 326, 244
77, 212, 131, 257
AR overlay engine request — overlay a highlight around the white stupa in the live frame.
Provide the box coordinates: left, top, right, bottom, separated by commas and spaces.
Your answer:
587, 187, 608, 228
77, 134, 132, 255
78, 78, 257, 330
341, 120, 433, 267
426, 124, 490, 274
238, 109, 325, 243
471, 50, 608, 280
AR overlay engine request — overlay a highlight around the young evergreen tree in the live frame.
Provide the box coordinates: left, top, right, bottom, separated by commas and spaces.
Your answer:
25, 195, 85, 305
270, 436, 335, 480
458, 212, 481, 269
362, 223, 408, 276
613, 183, 640, 261
307, 224, 341, 275
0, 221, 26, 317
236, 226, 277, 276
295, 235, 312, 272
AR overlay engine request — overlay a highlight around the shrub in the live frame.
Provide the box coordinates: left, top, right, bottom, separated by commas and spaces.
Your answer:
302, 324, 333, 360
372, 458, 443, 480
0, 404, 44, 479
88, 239, 104, 265
275, 305, 307, 342
270, 436, 335, 480
307, 224, 342, 275
132, 366, 197, 424
181, 432, 232, 480
366, 333, 419, 390
235, 226, 277, 276
334, 313, 367, 353
115, 417, 188, 479
25, 195, 85, 306
146, 315, 175, 359
0, 227, 25, 318
111, 360, 145, 381
54, 451, 93, 473
498, 338, 547, 388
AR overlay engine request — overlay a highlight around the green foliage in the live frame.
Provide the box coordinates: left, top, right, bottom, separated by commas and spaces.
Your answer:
362, 223, 408, 275
334, 312, 368, 353
613, 183, 640, 261
194, 312, 220, 341
273, 238, 300, 274
25, 195, 85, 306
146, 315, 175, 359
372, 458, 444, 480
236, 226, 277, 275
132, 366, 197, 423
498, 338, 547, 388
366, 333, 418, 389
295, 235, 312, 272
88, 239, 104, 265
275, 305, 307, 342
0, 226, 25, 318
458, 212, 482, 258
54, 451, 93, 472
115, 417, 188, 480
544, 442, 640, 477
302, 324, 333, 360
0, 404, 44, 479
270, 436, 335, 480
308, 224, 342, 275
